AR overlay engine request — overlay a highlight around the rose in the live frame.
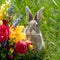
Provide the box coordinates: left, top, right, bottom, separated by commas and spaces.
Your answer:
15, 41, 27, 54
0, 25, 10, 43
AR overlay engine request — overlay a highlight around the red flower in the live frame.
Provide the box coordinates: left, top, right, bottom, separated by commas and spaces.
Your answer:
0, 25, 10, 43
15, 41, 27, 54
8, 54, 14, 59
2, 20, 8, 25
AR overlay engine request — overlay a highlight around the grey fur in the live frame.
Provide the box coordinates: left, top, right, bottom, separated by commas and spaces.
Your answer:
24, 6, 45, 50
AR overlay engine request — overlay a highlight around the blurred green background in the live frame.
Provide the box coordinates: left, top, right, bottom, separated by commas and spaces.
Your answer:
0, 0, 60, 60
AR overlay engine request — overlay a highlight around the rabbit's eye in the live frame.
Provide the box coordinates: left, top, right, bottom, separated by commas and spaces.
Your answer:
36, 24, 38, 27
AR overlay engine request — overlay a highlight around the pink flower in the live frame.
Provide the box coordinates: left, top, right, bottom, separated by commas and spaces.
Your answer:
25, 40, 32, 46
15, 41, 27, 54
0, 25, 10, 43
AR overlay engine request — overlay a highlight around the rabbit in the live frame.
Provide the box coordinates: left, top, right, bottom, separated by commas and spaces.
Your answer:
24, 6, 45, 50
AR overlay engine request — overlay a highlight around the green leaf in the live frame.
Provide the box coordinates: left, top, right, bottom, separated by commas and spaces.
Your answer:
1, 52, 6, 59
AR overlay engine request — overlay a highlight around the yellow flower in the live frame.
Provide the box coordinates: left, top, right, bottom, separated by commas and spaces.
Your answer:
0, 20, 2, 25
1, 4, 5, 10
9, 26, 16, 43
15, 33, 26, 42
15, 26, 24, 33
29, 45, 33, 50
9, 26, 27, 43
0, 0, 10, 20
9, 48, 14, 54
6, 0, 10, 5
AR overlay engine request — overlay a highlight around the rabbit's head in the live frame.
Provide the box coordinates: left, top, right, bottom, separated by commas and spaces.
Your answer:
25, 6, 44, 35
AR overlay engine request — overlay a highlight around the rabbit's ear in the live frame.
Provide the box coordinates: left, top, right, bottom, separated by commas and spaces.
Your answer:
26, 6, 33, 21
34, 7, 44, 22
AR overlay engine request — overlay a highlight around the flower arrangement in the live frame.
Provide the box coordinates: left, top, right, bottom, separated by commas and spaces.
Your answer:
0, 0, 34, 60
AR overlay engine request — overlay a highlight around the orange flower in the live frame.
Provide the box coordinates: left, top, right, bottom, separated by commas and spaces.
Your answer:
0, 16, 3, 20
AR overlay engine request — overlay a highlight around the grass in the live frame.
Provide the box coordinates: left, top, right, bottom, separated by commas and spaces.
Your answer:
0, 0, 60, 60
